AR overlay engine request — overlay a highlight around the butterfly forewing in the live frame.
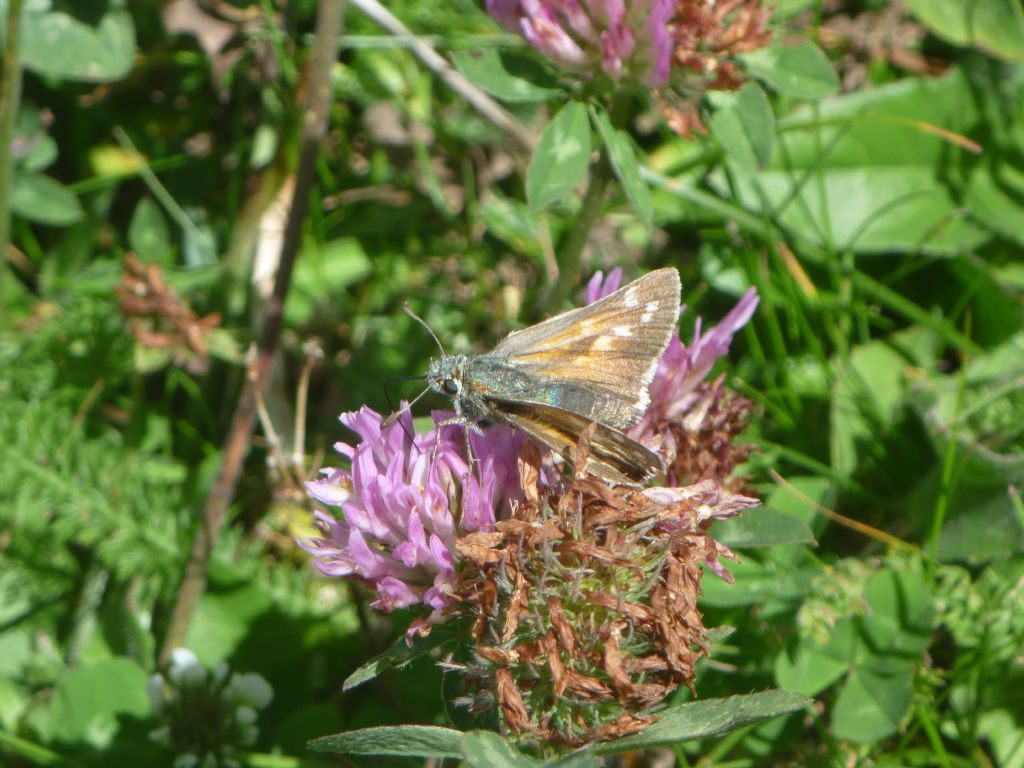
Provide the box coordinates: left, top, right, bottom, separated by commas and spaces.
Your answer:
491, 268, 680, 428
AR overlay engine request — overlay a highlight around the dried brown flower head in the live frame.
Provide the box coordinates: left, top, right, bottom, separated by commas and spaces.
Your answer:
116, 253, 221, 374
662, 0, 775, 137
451, 432, 756, 746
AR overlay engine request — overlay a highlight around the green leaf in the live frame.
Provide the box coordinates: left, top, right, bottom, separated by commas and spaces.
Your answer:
713, 70, 990, 255
861, 569, 935, 658
761, 475, 831, 537
48, 658, 150, 746
288, 237, 373, 325
479, 193, 546, 261
203, 329, 244, 365
831, 666, 914, 742
343, 629, 452, 691
903, 0, 1024, 62
710, 82, 776, 170
10, 172, 83, 226
462, 731, 538, 767
905, 339, 1024, 560
775, 644, 850, 697
543, 751, 601, 768
15, 107, 58, 171
977, 708, 1024, 768
526, 101, 591, 210
182, 218, 218, 266
714, 507, 816, 548
597, 690, 812, 753
831, 341, 908, 478
451, 49, 561, 102
0, 676, 29, 732
591, 106, 653, 225
308, 725, 463, 758
700, 558, 808, 608
964, 160, 1024, 247
128, 198, 172, 263
743, 40, 839, 99
185, 581, 273, 665
20, 0, 136, 82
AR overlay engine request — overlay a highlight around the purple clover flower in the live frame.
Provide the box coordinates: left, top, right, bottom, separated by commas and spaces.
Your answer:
488, 0, 675, 87
631, 285, 759, 438
302, 406, 521, 617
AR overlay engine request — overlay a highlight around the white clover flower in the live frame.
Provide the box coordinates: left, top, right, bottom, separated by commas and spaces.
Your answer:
168, 648, 205, 687
224, 672, 273, 709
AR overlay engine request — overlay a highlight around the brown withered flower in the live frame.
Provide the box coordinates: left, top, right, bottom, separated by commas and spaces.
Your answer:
451, 433, 758, 746
662, 0, 775, 137
116, 253, 221, 374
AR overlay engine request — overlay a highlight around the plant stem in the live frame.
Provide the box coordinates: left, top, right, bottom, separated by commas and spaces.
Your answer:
351, 0, 534, 153
0, 0, 25, 323
549, 153, 612, 308
158, 0, 346, 667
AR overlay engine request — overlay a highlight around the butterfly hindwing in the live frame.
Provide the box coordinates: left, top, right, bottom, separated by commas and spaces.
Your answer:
491, 398, 664, 486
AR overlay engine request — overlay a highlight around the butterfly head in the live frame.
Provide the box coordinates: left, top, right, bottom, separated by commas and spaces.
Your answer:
426, 354, 468, 400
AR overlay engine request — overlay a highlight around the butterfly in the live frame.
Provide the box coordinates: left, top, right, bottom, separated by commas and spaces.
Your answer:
409, 268, 681, 485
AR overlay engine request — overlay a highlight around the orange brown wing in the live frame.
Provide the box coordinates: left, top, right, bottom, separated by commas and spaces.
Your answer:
491, 398, 664, 486
491, 268, 680, 429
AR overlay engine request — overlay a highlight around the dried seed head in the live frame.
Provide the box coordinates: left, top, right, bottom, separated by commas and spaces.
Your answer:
453, 436, 757, 746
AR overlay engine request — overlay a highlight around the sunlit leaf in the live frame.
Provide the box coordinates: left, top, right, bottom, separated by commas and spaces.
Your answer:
308, 725, 463, 758
597, 690, 811, 753
20, 0, 136, 82
452, 49, 561, 102
527, 101, 591, 209
592, 105, 652, 225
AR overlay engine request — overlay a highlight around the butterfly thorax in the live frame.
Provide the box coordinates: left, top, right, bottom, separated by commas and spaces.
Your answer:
428, 353, 540, 424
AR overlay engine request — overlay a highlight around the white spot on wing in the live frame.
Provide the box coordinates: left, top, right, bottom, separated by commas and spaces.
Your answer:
641, 300, 659, 324
612, 326, 632, 337
625, 286, 640, 307
593, 336, 615, 352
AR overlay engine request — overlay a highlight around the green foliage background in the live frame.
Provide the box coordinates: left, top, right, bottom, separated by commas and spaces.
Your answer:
2, 0, 1024, 766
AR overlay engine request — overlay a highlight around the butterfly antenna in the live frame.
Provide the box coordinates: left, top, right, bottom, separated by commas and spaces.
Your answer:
383, 374, 431, 449
403, 304, 448, 356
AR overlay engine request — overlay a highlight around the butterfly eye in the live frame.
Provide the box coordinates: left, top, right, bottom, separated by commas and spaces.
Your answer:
442, 378, 459, 395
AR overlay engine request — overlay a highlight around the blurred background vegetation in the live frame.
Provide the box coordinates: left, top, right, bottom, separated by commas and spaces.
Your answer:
1, 0, 1023, 766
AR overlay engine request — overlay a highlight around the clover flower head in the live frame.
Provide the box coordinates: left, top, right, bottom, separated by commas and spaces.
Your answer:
302, 405, 522, 618
149, 650, 273, 767
488, 0, 675, 87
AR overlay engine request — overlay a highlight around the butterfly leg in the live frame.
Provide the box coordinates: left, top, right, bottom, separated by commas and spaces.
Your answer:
434, 414, 484, 477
